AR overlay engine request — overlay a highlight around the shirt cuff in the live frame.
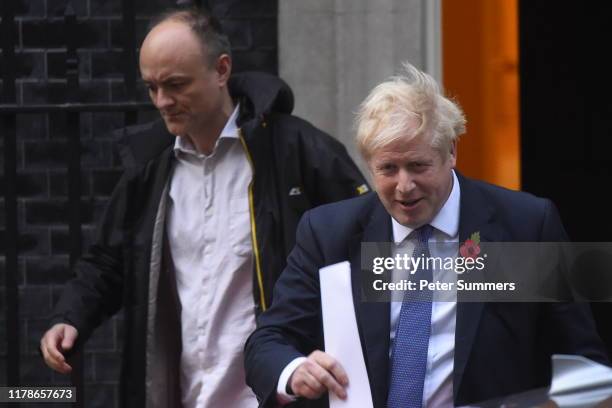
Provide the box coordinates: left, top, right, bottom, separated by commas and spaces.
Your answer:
276, 356, 308, 404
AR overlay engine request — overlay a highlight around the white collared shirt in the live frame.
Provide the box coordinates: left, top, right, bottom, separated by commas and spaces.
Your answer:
167, 104, 259, 408
390, 169, 460, 408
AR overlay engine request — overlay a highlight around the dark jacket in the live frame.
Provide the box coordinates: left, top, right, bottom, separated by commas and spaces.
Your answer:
244, 174, 608, 407
50, 72, 369, 407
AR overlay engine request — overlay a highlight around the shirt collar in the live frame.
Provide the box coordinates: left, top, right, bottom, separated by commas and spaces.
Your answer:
173, 104, 240, 157
219, 103, 240, 140
392, 170, 461, 243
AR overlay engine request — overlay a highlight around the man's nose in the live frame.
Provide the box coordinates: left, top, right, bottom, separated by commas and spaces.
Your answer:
396, 169, 415, 194
153, 89, 174, 109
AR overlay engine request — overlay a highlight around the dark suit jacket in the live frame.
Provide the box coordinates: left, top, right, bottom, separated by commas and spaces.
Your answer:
244, 174, 608, 407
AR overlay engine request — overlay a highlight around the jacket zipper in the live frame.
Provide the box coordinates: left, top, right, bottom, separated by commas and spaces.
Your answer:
238, 129, 267, 311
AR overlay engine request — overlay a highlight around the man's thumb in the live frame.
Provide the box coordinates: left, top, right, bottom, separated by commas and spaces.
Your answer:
61, 326, 77, 350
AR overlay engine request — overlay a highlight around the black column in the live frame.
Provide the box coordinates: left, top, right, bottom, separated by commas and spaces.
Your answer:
519, 1, 612, 356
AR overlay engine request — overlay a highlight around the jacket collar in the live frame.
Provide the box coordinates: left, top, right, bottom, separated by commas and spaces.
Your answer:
228, 71, 294, 131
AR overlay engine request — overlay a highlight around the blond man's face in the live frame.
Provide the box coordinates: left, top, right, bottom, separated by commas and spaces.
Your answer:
368, 135, 456, 228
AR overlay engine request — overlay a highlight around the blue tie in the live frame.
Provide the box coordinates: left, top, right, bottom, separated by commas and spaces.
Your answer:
387, 224, 433, 408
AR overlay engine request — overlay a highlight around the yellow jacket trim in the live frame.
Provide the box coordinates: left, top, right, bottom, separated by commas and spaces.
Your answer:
238, 130, 267, 311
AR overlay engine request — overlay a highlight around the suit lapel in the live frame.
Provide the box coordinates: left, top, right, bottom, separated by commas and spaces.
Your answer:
349, 199, 392, 408
453, 174, 503, 400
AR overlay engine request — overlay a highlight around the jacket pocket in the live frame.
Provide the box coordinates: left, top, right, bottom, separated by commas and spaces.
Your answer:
229, 197, 252, 257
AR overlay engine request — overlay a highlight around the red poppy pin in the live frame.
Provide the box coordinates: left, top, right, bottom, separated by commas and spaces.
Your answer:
460, 232, 481, 259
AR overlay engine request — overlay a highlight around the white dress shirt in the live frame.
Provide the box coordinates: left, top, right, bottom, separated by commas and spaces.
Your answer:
278, 171, 461, 408
390, 169, 460, 408
167, 105, 259, 408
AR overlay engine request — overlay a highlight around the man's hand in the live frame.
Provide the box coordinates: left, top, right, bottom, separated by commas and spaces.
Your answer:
40, 323, 78, 374
289, 350, 348, 400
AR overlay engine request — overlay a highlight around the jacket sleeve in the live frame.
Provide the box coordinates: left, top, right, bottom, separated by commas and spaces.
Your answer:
49, 170, 132, 345
244, 210, 326, 407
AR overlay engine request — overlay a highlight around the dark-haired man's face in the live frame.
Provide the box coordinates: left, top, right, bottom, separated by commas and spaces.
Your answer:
139, 21, 230, 139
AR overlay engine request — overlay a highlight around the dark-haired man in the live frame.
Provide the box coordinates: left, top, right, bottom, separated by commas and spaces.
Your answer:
40, 8, 368, 408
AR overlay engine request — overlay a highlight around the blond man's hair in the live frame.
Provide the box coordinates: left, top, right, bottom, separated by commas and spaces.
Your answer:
355, 62, 466, 160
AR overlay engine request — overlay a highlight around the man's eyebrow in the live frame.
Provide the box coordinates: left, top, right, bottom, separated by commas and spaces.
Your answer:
141, 74, 189, 84
162, 75, 190, 82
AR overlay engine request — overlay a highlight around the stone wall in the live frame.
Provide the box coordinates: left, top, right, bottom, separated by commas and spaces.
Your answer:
0, 0, 277, 406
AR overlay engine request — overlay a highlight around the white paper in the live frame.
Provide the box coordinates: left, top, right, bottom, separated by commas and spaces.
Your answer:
550, 354, 612, 395
320, 261, 374, 408
549, 354, 612, 407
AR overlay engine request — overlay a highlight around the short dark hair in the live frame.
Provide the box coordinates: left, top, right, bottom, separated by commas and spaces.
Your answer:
148, 7, 231, 65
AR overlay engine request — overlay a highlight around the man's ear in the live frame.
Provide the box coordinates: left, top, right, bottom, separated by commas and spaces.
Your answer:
216, 54, 232, 86
449, 140, 457, 167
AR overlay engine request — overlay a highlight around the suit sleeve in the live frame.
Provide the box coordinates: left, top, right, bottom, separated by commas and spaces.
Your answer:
49, 170, 131, 344
538, 199, 609, 365
244, 210, 326, 407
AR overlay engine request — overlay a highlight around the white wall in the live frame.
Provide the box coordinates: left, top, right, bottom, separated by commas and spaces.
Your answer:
279, 0, 442, 177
